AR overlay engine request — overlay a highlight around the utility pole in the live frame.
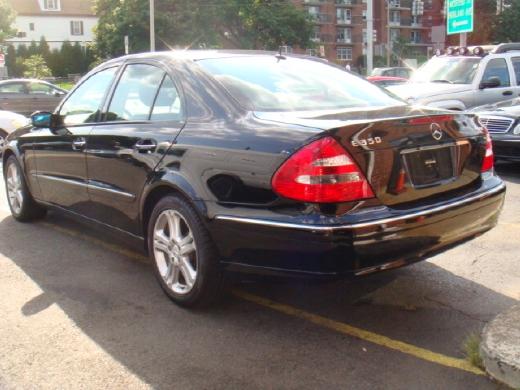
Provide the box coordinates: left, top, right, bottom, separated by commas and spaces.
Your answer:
149, 0, 155, 52
366, 0, 374, 75
386, 1, 391, 66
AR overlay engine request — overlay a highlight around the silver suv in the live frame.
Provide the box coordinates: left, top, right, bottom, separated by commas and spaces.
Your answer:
388, 44, 520, 111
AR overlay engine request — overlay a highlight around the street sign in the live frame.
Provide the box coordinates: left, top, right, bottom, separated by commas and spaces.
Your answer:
447, 0, 474, 35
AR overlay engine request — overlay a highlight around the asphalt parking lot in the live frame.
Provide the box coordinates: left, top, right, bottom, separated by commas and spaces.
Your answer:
0, 162, 519, 389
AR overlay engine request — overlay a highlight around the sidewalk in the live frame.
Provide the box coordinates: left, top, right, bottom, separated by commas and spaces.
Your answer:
481, 303, 520, 388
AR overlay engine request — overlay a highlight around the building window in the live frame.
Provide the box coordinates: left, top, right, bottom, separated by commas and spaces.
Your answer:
306, 48, 317, 57
70, 21, 84, 36
411, 30, 420, 43
336, 27, 351, 43
336, 8, 351, 24
390, 10, 401, 24
16, 31, 27, 38
311, 26, 321, 42
43, 0, 59, 10
337, 47, 352, 61
390, 29, 400, 41
362, 10, 367, 20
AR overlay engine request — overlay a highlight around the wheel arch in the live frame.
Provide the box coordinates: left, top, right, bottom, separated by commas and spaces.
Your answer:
140, 173, 208, 252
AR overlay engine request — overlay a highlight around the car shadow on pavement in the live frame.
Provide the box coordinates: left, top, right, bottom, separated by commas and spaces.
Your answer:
0, 211, 515, 389
495, 161, 520, 184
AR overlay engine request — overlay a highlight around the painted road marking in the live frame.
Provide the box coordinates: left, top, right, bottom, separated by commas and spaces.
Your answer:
233, 290, 484, 376
40, 221, 484, 377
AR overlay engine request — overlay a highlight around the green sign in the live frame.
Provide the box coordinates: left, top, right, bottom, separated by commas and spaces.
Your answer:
447, 0, 474, 35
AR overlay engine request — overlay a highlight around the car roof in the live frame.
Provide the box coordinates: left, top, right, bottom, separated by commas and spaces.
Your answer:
100, 49, 322, 67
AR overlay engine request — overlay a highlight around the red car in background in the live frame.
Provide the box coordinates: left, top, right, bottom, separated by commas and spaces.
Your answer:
367, 76, 408, 88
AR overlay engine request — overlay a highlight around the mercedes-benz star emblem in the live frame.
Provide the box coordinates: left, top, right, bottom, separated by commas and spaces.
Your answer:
430, 123, 443, 141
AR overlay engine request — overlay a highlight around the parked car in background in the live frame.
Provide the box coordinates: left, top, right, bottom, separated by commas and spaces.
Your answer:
0, 110, 29, 154
0, 79, 67, 116
388, 43, 520, 111
2, 51, 505, 308
371, 67, 413, 79
471, 98, 520, 161
366, 76, 408, 87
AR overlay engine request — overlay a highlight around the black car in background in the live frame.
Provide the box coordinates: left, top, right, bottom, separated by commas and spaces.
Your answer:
471, 98, 520, 161
0, 79, 67, 116
2, 51, 505, 308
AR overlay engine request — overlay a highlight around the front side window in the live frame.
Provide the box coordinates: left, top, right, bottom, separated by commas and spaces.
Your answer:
482, 58, 511, 87
106, 64, 165, 122
29, 82, 61, 95
60, 67, 117, 125
43, 0, 59, 11
199, 56, 404, 112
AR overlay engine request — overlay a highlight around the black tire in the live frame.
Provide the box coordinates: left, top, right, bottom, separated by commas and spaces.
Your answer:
148, 194, 223, 308
0, 129, 7, 157
3, 155, 47, 222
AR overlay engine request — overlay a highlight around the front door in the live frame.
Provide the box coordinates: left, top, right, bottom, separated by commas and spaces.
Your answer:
85, 63, 185, 235
33, 67, 118, 213
476, 58, 515, 106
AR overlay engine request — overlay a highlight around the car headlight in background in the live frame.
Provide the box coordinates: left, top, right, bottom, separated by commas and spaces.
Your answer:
513, 123, 520, 135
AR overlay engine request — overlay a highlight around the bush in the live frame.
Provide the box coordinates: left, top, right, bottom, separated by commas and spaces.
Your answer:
22, 55, 52, 78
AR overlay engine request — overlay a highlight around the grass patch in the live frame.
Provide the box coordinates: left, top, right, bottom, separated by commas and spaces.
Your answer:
463, 333, 484, 370
55, 82, 74, 91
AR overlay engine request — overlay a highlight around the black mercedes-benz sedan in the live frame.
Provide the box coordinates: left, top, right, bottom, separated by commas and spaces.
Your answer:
2, 51, 505, 307
470, 98, 520, 161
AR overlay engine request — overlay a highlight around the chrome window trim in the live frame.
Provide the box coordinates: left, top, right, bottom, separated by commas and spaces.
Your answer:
214, 182, 505, 232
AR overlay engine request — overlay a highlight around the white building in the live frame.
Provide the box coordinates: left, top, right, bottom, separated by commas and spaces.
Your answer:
6, 0, 97, 50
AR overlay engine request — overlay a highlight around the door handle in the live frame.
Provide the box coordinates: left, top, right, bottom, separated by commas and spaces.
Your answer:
72, 137, 86, 150
503, 90, 513, 96
134, 140, 157, 153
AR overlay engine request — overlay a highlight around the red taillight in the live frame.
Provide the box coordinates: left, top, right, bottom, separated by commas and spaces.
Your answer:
271, 137, 374, 203
408, 115, 453, 125
481, 129, 494, 172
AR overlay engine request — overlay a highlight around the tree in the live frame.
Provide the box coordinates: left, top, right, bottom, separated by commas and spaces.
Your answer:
93, 0, 313, 58
0, 0, 16, 43
22, 55, 52, 78
16, 44, 28, 58
27, 40, 40, 56
494, 1, 520, 42
39, 36, 51, 62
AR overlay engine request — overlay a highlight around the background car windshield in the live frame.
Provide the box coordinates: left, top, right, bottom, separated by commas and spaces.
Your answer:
199, 56, 404, 111
411, 57, 480, 84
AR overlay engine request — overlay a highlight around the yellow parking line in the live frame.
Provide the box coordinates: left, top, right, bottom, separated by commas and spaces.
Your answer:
233, 290, 484, 376
41, 221, 484, 377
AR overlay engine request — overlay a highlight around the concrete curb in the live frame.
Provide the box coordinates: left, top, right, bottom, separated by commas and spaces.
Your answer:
481, 303, 520, 389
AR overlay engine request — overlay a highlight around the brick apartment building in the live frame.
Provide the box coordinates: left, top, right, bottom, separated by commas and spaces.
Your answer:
292, 0, 446, 68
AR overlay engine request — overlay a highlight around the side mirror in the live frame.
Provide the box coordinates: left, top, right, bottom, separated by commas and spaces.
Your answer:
31, 111, 62, 129
479, 76, 501, 90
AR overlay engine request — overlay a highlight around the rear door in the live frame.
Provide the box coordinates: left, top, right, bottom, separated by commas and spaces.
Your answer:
32, 67, 118, 213
0, 82, 31, 115
84, 61, 185, 235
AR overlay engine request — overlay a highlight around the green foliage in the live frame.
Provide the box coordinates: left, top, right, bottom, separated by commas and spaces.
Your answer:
463, 333, 484, 370
93, 0, 314, 58
22, 55, 52, 78
7, 37, 95, 77
0, 0, 16, 43
494, 1, 520, 42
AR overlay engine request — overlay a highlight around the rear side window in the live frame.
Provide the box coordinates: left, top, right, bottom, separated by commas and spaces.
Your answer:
60, 67, 117, 125
482, 58, 510, 87
150, 76, 183, 121
512, 57, 520, 85
106, 64, 164, 122
0, 83, 25, 93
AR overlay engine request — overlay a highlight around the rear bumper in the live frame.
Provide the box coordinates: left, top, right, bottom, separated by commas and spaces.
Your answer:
209, 177, 505, 277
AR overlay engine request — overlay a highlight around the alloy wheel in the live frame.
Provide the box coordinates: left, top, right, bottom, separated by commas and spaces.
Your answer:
6, 161, 23, 214
153, 209, 198, 295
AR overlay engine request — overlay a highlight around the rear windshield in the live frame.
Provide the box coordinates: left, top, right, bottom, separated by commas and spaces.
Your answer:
198, 56, 405, 112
